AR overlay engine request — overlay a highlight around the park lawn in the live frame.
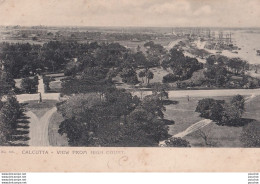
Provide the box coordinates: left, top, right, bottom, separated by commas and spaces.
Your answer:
48, 111, 68, 146
165, 96, 246, 147
46, 73, 65, 92
49, 80, 62, 92
185, 123, 243, 147
24, 100, 58, 118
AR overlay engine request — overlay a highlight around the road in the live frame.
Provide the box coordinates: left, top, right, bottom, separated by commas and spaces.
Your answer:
132, 88, 260, 98
27, 107, 57, 146
165, 38, 184, 50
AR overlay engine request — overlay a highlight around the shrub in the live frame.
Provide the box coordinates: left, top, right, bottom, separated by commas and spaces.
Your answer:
165, 137, 191, 147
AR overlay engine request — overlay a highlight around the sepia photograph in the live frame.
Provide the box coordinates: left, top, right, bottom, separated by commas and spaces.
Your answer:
0, 0, 260, 149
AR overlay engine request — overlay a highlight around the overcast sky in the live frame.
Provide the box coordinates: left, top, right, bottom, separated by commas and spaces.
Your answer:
0, 0, 260, 27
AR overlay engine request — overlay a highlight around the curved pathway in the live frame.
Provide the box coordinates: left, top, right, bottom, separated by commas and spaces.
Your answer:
173, 119, 212, 138
26, 107, 57, 146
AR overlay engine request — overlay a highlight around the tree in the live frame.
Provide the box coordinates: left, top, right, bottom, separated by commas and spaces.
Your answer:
0, 95, 23, 145
138, 70, 145, 83
57, 89, 170, 147
20, 77, 38, 94
196, 95, 245, 126
230, 95, 245, 114
142, 94, 165, 119
125, 108, 169, 146
61, 66, 113, 95
195, 98, 224, 120
146, 70, 154, 84
104, 88, 140, 124
152, 83, 169, 101
133, 51, 148, 68
162, 48, 203, 81
120, 67, 139, 84
0, 70, 15, 97
42, 41, 69, 72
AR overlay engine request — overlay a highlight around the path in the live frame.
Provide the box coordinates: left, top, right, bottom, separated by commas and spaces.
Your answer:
173, 119, 212, 138
26, 107, 57, 146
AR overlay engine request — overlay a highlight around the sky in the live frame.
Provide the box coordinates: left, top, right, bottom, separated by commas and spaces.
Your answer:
0, 0, 260, 27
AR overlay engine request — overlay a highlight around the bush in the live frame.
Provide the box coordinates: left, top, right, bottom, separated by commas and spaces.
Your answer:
165, 137, 191, 147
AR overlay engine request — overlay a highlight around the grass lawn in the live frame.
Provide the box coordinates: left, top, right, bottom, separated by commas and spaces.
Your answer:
48, 111, 68, 146
24, 100, 58, 118
185, 123, 243, 147
243, 95, 260, 121
165, 96, 248, 147
49, 80, 62, 92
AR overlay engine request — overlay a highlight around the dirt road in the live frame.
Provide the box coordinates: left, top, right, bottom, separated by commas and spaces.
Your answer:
27, 107, 57, 146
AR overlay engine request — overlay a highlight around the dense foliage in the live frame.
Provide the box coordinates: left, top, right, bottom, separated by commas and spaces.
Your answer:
0, 95, 24, 145
20, 77, 38, 93
57, 89, 169, 146
162, 48, 203, 82
203, 55, 258, 88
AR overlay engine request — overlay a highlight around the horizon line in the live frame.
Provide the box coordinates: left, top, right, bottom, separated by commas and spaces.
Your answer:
1, 25, 260, 29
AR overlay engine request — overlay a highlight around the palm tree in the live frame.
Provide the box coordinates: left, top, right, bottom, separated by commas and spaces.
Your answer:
146, 70, 154, 84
